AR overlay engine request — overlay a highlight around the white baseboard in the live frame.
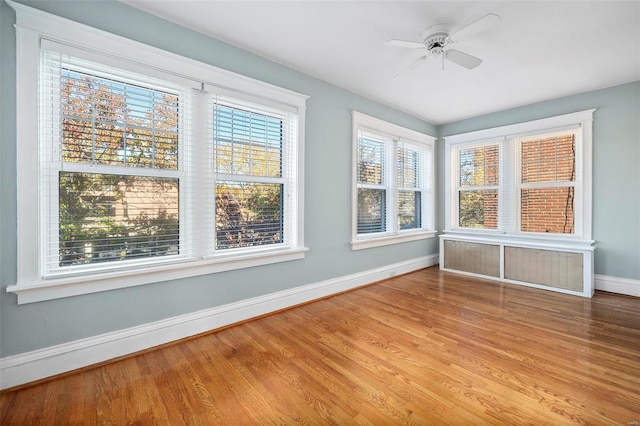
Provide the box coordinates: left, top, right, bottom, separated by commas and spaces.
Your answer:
595, 274, 640, 297
0, 255, 438, 390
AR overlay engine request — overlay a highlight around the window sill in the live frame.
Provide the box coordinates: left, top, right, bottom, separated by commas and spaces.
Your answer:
6, 247, 308, 305
351, 230, 437, 251
441, 231, 595, 250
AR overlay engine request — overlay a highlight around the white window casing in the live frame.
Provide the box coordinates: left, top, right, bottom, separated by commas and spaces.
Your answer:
351, 112, 436, 250
8, 1, 308, 304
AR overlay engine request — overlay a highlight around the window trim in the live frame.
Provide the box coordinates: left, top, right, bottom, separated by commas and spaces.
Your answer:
351, 112, 436, 250
7, 1, 308, 304
443, 109, 595, 245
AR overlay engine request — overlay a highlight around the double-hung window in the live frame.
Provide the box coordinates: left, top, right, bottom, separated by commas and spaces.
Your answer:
10, 3, 307, 303
356, 131, 388, 234
41, 48, 189, 275
352, 112, 436, 250
444, 110, 594, 241
456, 143, 499, 230
518, 131, 578, 234
213, 97, 297, 251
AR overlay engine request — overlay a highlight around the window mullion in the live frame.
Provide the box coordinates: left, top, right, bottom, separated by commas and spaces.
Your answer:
188, 89, 210, 258
388, 139, 399, 234
501, 138, 514, 233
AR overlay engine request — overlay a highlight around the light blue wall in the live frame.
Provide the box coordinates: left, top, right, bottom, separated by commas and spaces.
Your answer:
0, 1, 438, 357
1, 1, 638, 360
439, 81, 640, 282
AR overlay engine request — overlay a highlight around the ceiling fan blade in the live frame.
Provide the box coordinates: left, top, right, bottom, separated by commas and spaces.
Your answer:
384, 39, 426, 49
448, 13, 500, 42
445, 49, 482, 69
393, 55, 428, 80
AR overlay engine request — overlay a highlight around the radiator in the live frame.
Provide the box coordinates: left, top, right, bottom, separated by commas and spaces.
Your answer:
439, 236, 594, 297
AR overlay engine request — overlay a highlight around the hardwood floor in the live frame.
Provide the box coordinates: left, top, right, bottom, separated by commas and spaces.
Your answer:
2, 266, 639, 425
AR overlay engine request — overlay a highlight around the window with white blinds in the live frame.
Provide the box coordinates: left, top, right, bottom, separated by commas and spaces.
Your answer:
397, 142, 425, 231
41, 49, 191, 275
39, 49, 302, 278
352, 112, 436, 250
449, 131, 581, 235
213, 96, 297, 251
11, 5, 307, 303
455, 143, 500, 230
356, 132, 388, 234
444, 110, 594, 241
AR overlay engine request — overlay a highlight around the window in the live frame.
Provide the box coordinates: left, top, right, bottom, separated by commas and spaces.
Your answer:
10, 3, 307, 303
519, 131, 577, 234
213, 97, 297, 251
444, 110, 594, 241
457, 144, 499, 229
352, 112, 435, 250
42, 50, 186, 273
356, 132, 388, 234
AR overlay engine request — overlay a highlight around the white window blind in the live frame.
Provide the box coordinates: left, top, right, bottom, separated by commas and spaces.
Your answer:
213, 95, 298, 251
356, 130, 388, 234
41, 48, 194, 276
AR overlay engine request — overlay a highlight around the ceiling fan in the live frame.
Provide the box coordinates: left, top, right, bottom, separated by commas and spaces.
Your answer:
385, 13, 501, 76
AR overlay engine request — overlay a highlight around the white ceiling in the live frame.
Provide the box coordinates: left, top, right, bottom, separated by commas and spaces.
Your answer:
125, 1, 640, 125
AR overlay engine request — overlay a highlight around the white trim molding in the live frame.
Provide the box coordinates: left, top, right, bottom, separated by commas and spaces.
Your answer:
0, 255, 438, 390
595, 274, 640, 297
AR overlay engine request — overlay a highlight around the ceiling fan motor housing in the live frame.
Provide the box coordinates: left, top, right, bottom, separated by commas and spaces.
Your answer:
422, 31, 449, 53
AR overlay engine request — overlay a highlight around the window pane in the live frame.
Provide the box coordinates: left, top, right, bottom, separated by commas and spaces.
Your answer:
61, 70, 179, 170
398, 191, 421, 230
214, 105, 283, 178
521, 187, 574, 234
357, 138, 385, 185
521, 134, 575, 183
59, 172, 179, 266
215, 182, 283, 249
459, 145, 499, 187
459, 190, 498, 229
357, 188, 386, 234
397, 147, 421, 188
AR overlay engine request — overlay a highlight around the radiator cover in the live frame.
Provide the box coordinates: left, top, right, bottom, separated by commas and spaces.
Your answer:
439, 235, 594, 297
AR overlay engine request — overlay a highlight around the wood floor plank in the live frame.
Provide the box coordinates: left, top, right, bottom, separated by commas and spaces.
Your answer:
1, 266, 639, 425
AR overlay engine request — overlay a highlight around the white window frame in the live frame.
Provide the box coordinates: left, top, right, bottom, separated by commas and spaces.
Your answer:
40, 44, 193, 279
351, 112, 436, 250
451, 140, 502, 232
210, 94, 299, 254
7, 1, 308, 304
444, 109, 595, 245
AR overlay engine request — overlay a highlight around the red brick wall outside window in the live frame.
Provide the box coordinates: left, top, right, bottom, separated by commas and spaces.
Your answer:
520, 134, 576, 234
457, 133, 576, 234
